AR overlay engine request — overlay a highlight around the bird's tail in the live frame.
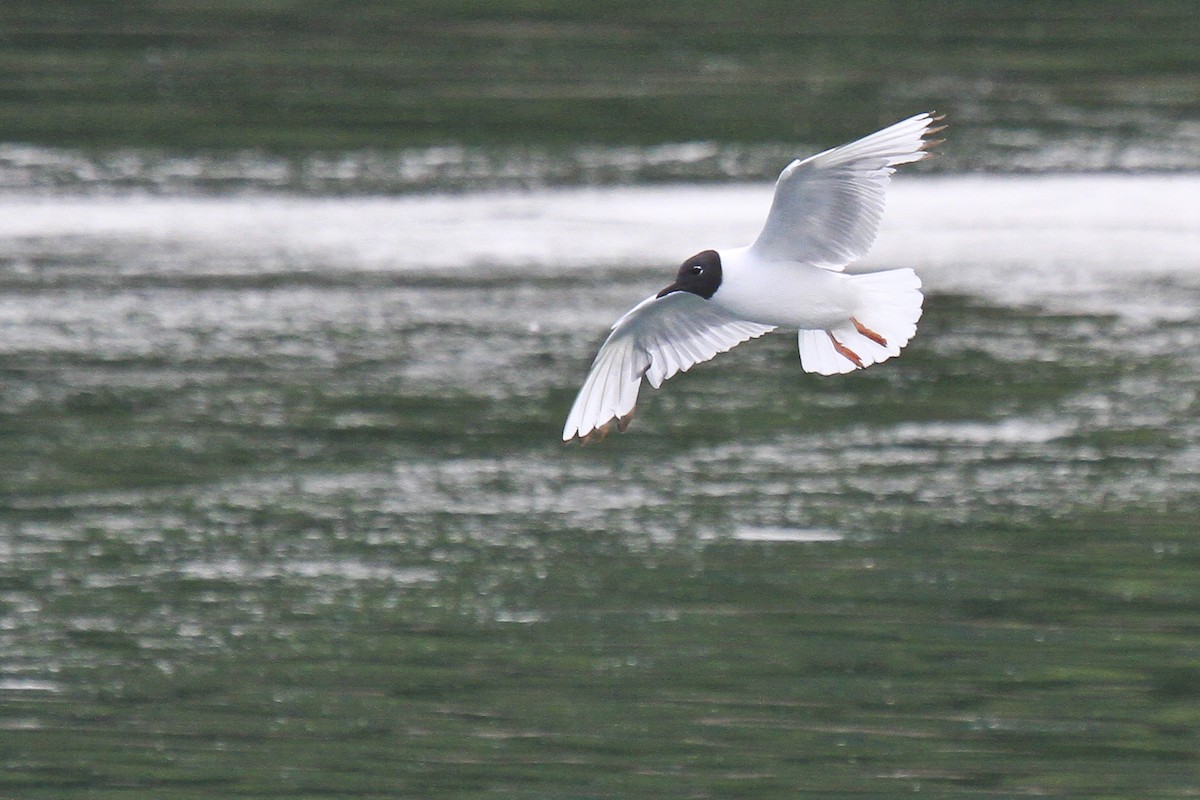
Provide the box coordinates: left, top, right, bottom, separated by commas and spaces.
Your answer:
797, 268, 923, 375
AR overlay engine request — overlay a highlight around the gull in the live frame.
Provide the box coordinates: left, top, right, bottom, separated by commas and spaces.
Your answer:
563, 112, 944, 442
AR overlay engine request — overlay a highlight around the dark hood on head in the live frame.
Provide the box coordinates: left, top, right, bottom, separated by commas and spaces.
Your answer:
657, 249, 722, 299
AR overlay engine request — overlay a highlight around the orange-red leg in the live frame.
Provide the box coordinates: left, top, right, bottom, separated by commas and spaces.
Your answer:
852, 317, 888, 347
828, 332, 864, 368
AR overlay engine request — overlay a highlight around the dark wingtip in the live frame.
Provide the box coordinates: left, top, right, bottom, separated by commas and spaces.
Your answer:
923, 112, 948, 145
575, 408, 636, 444
579, 421, 610, 445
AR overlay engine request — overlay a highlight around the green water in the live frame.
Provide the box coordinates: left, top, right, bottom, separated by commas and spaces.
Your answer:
3, 3, 1200, 798
2, 1, 1199, 168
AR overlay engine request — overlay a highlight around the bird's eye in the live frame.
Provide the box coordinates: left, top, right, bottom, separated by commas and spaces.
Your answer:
689, 264, 703, 275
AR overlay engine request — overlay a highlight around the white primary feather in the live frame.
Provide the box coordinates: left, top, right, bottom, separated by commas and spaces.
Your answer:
750, 112, 942, 270
562, 292, 774, 441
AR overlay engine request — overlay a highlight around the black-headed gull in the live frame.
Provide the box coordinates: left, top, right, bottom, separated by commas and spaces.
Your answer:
563, 112, 945, 443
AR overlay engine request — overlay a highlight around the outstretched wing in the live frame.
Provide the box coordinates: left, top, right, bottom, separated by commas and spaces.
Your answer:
562, 292, 774, 442
749, 112, 943, 270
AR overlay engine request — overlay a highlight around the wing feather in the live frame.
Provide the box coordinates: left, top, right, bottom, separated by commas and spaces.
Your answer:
749, 112, 943, 270
562, 292, 774, 441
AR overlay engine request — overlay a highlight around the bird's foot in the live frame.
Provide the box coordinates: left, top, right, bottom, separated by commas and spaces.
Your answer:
852, 317, 888, 347
828, 332, 864, 368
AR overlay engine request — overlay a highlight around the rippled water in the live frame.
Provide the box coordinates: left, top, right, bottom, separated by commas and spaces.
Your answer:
2, 175, 1199, 796
7, 2, 1200, 792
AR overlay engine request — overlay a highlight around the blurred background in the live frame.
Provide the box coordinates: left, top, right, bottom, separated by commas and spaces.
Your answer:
2, 2, 1199, 797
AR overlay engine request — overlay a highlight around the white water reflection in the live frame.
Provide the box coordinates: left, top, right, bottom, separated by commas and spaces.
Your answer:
1, 175, 1196, 323
733, 527, 845, 543
4, 125, 1200, 194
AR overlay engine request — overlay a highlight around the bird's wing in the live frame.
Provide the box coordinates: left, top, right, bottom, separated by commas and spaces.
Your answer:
748, 112, 943, 271
562, 292, 775, 442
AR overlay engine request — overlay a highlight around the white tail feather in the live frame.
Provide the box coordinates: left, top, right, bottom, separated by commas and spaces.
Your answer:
797, 268, 923, 375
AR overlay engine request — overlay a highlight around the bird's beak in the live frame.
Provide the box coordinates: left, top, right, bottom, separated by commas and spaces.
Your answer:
656, 282, 681, 298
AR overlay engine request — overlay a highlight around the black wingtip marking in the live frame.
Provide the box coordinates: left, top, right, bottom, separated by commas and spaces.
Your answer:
575, 407, 636, 444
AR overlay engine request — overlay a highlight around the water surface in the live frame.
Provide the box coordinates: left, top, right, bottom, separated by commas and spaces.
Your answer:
2, 176, 1199, 797
4, 2, 1200, 794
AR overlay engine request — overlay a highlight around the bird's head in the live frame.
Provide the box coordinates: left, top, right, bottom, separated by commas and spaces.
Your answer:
657, 249, 723, 299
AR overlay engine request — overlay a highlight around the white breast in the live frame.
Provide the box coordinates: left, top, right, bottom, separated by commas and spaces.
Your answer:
711, 247, 858, 329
